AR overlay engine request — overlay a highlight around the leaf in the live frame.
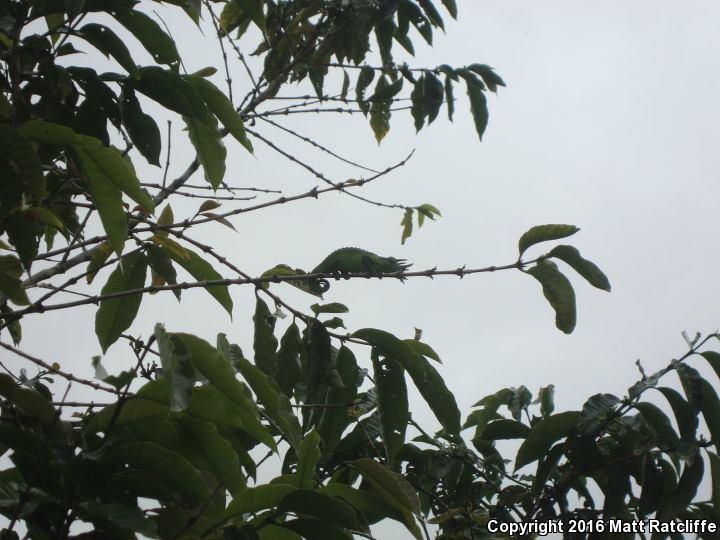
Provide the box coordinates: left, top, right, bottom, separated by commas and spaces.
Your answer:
278, 490, 365, 531
155, 204, 174, 238
73, 146, 127, 255
515, 411, 580, 470
538, 384, 555, 417
465, 77, 488, 140
310, 302, 348, 315
656, 448, 704, 521
444, 75, 454, 121
178, 416, 246, 495
294, 430, 320, 489
441, 0, 457, 19
120, 88, 161, 166
698, 378, 720, 446
369, 100, 390, 143
224, 484, 296, 522
635, 402, 680, 447
95, 251, 148, 352
197, 200, 221, 213
237, 0, 265, 34
527, 260, 577, 334
467, 63, 506, 93
355, 66, 375, 110
280, 519, 352, 540
349, 459, 422, 539
159, 238, 233, 315
577, 393, 620, 435
710, 452, 720, 510
518, 224, 580, 257
236, 357, 302, 450
480, 419, 530, 440
130, 66, 195, 117
373, 353, 408, 463
146, 245, 179, 299
189, 76, 253, 153
78, 23, 136, 74
317, 346, 359, 457
186, 116, 227, 188
400, 208, 413, 244
0, 256, 30, 305
701, 351, 720, 382
548, 245, 611, 292
322, 483, 404, 525
253, 298, 278, 376
403, 339, 441, 363
173, 333, 275, 448
154, 324, 195, 412
0, 374, 56, 424
656, 387, 698, 442
276, 323, 302, 397
354, 328, 461, 438
107, 441, 207, 506
113, 10, 180, 65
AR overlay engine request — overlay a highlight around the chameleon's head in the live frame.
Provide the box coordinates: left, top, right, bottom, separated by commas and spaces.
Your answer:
308, 278, 330, 296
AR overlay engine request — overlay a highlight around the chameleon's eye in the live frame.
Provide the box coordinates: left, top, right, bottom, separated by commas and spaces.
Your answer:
317, 279, 330, 292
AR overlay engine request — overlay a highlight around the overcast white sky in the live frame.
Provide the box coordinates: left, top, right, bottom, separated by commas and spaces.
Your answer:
8, 1, 720, 537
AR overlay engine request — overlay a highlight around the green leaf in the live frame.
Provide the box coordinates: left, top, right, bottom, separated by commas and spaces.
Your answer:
354, 328, 461, 438
159, 238, 233, 315
400, 208, 413, 244
515, 411, 580, 470
78, 23, 137, 74
518, 224, 580, 257
0, 256, 30, 306
467, 63, 506, 93
548, 245, 611, 292
0, 375, 56, 424
701, 351, 720, 382
107, 441, 207, 506
73, 145, 127, 255
403, 339, 441, 363
577, 393, 620, 435
373, 353, 408, 463
173, 333, 274, 448
186, 116, 226, 188
253, 297, 278, 376
480, 419, 530, 440
710, 452, 720, 510
317, 346, 360, 457
444, 75, 455, 121
699, 378, 720, 446
280, 519, 352, 540
635, 402, 680, 447
236, 356, 302, 450
278, 490, 365, 531
146, 244, 180, 300
355, 66, 375, 110
189, 76, 253, 153
527, 260, 577, 334
657, 449, 704, 521
465, 77, 488, 140
441, 0, 457, 19
224, 484, 296, 522
0, 125, 45, 210
322, 483, 404, 525
276, 323, 303, 397
236, 0, 265, 34
178, 416, 246, 495
154, 324, 195, 412
656, 387, 698, 442
538, 384, 555, 417
120, 88, 161, 166
113, 10, 180, 65
95, 251, 148, 352
294, 430, 320, 489
310, 302, 349, 315
349, 459, 422, 539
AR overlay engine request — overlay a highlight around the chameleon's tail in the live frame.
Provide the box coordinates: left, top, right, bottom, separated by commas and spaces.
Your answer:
389, 258, 412, 272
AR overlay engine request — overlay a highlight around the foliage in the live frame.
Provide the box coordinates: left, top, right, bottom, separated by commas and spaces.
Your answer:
0, 0, 717, 539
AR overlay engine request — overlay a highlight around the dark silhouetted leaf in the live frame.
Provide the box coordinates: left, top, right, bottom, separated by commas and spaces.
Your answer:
527, 260, 577, 334
548, 244, 611, 291
515, 411, 579, 470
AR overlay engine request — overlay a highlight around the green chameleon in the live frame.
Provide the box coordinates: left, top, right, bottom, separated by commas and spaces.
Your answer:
308, 247, 412, 295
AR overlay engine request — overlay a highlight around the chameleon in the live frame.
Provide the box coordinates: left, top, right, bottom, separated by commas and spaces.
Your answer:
308, 247, 412, 295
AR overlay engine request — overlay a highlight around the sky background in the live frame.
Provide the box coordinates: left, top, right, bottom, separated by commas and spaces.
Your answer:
9, 1, 720, 537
